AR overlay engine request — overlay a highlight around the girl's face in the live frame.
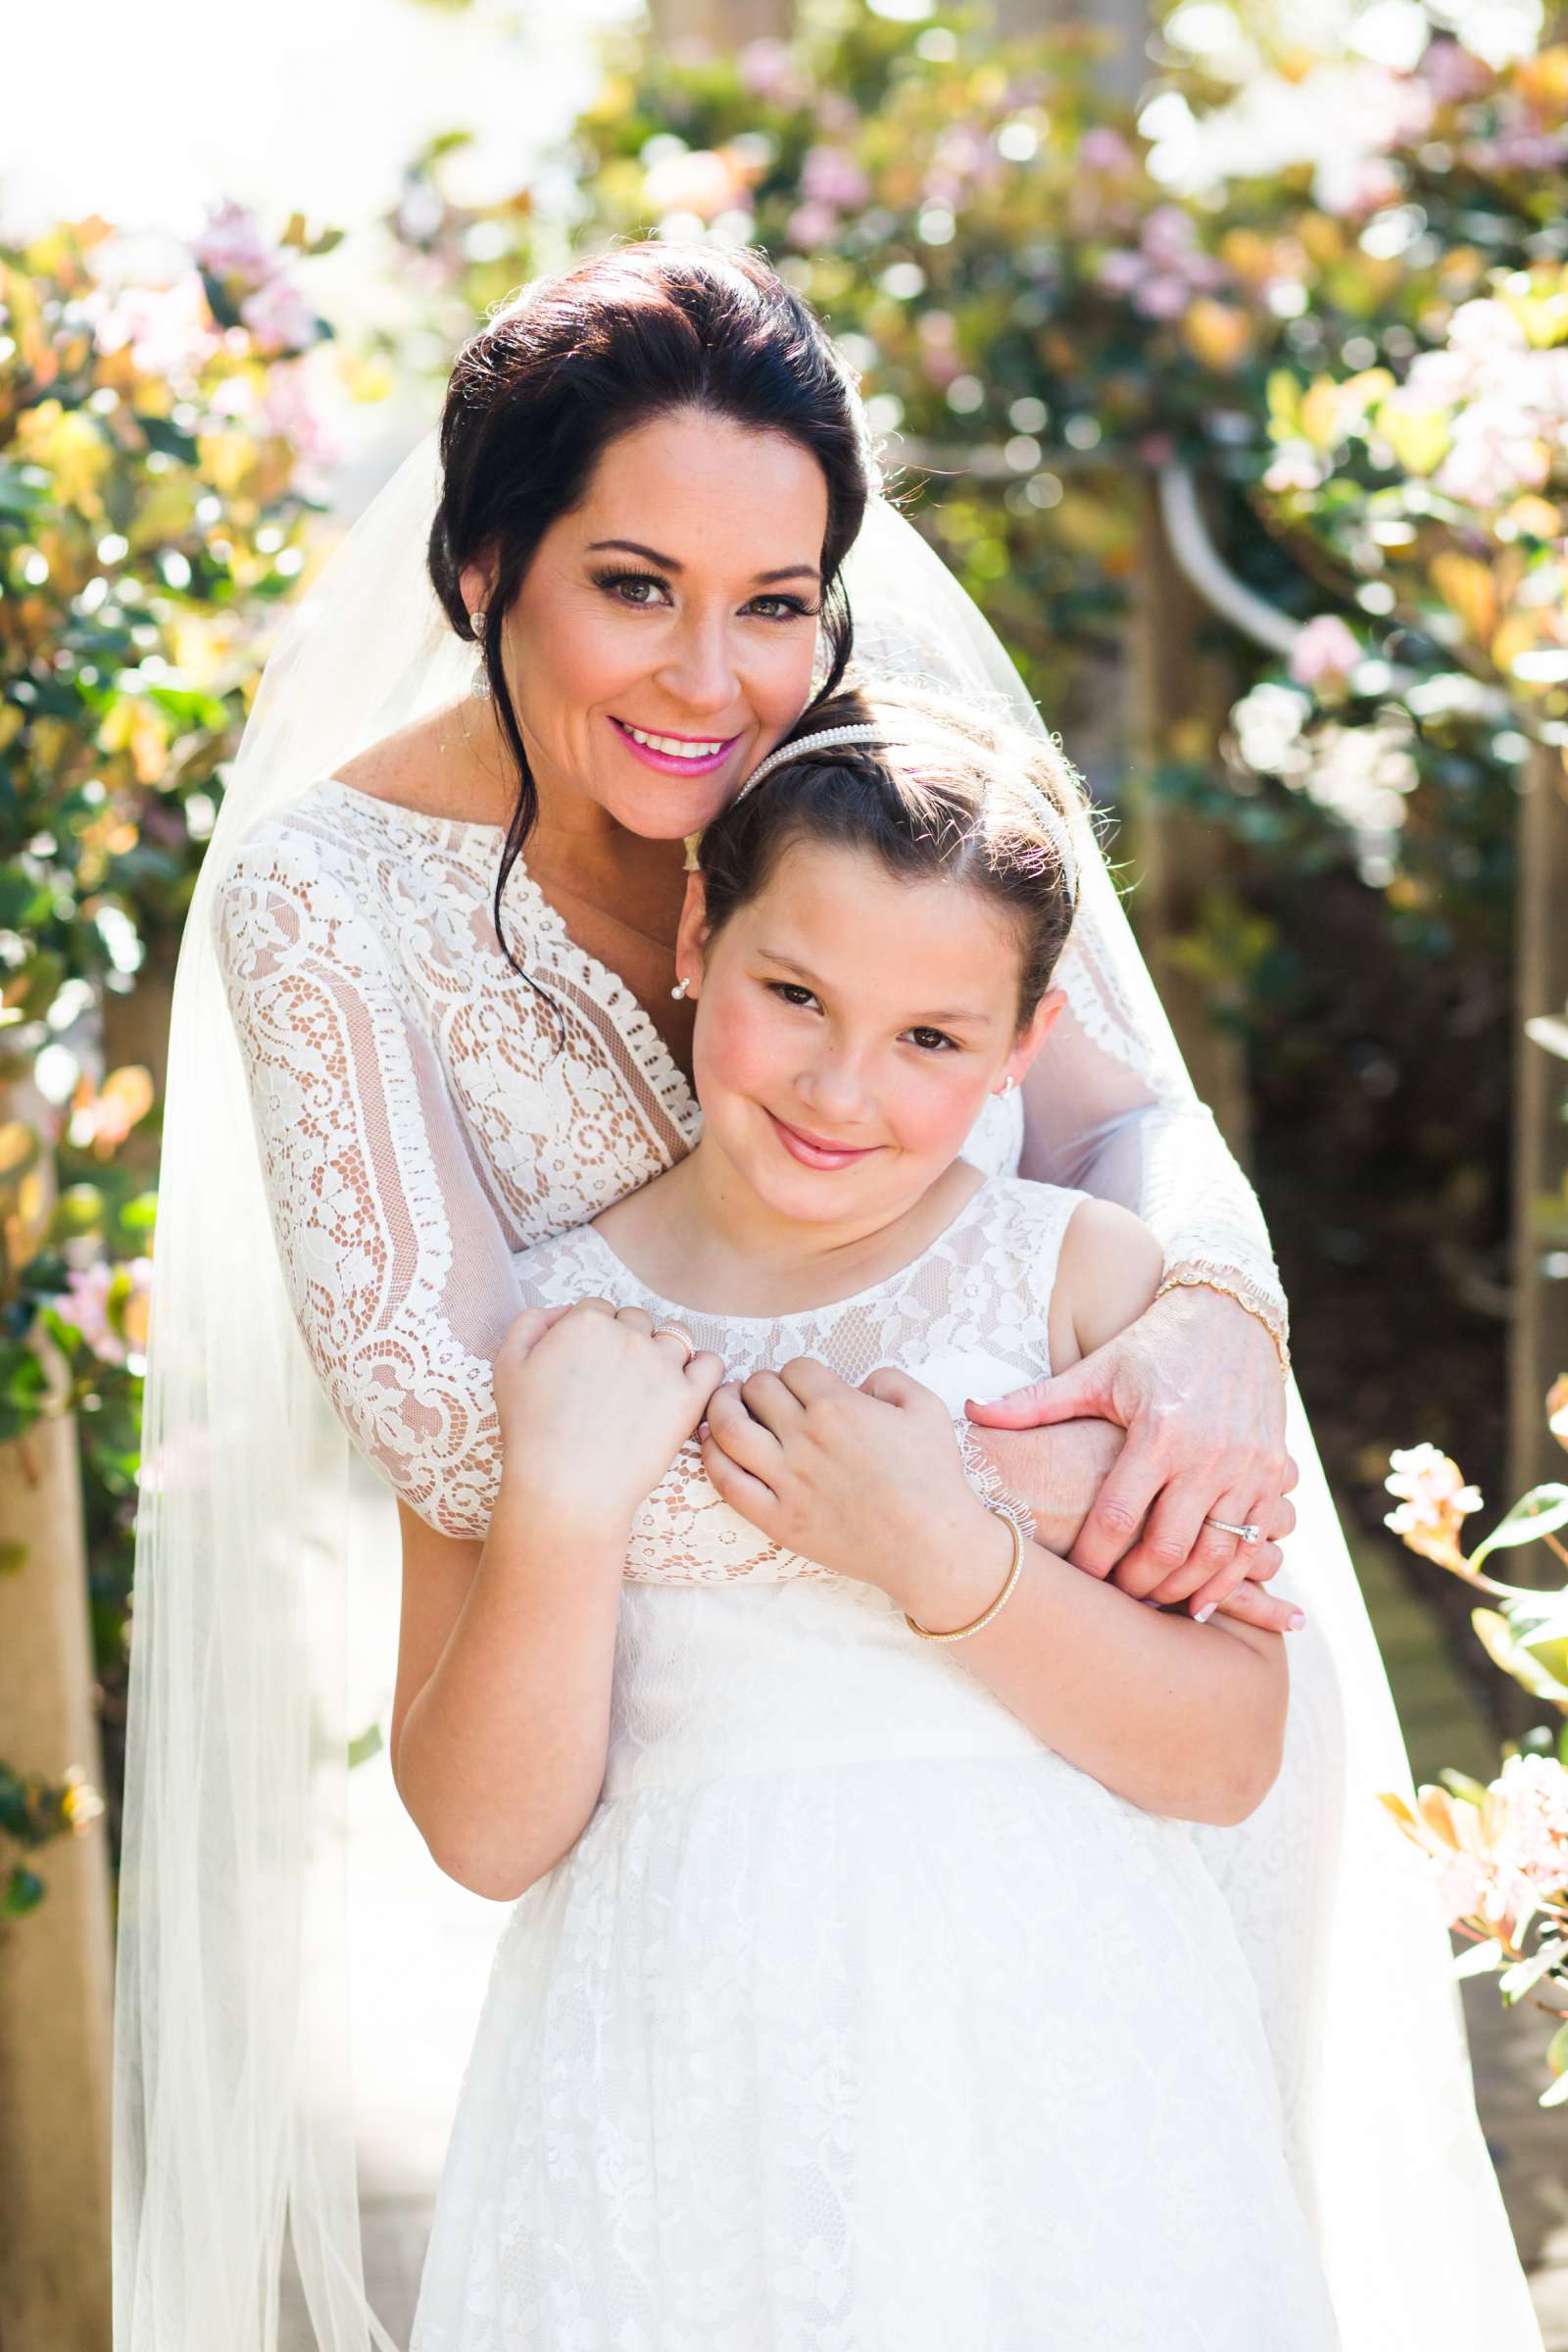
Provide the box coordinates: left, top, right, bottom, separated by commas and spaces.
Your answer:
677, 839, 1064, 1233
463, 410, 830, 841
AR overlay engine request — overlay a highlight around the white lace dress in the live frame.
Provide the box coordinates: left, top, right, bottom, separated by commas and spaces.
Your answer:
402, 1173, 1336, 2351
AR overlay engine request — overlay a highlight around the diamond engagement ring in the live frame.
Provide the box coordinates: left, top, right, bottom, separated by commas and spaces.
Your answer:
652, 1323, 697, 1366
1204, 1516, 1263, 1544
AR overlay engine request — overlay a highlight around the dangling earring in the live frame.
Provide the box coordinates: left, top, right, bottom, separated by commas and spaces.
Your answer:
670, 976, 691, 1002
468, 608, 490, 701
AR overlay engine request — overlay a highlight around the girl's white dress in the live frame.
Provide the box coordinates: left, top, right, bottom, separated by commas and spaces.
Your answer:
407, 1174, 1339, 2352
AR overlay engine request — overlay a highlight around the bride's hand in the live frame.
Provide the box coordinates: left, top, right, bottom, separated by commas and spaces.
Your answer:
964, 1286, 1302, 1627
700, 1357, 983, 1598
966, 1420, 1301, 1636
494, 1301, 725, 1527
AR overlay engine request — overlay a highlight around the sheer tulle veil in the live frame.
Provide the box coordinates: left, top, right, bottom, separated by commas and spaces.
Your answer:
112, 424, 1543, 2349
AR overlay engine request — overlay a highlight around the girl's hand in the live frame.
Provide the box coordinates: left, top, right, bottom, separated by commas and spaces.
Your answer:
700, 1357, 985, 1603
964, 1285, 1302, 1625
494, 1301, 725, 1530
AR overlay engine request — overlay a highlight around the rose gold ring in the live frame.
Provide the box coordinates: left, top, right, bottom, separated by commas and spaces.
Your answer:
652, 1323, 697, 1367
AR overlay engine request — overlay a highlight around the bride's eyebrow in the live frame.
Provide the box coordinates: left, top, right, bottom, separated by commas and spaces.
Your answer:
586, 538, 820, 585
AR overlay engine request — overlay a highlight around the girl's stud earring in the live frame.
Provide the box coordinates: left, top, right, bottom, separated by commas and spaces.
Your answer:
1000, 1074, 1017, 1098
670, 976, 691, 1002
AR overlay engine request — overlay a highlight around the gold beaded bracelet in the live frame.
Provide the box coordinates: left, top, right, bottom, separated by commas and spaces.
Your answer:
905, 1505, 1026, 1643
1152, 1266, 1292, 1379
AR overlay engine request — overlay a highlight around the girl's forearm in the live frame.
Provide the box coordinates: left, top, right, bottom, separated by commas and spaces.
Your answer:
896, 1513, 1286, 1827
395, 1476, 627, 1899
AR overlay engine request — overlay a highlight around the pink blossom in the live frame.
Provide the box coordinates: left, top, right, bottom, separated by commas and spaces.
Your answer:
786, 200, 840, 254
1435, 1849, 1493, 1929
1384, 1443, 1483, 1562
63, 1257, 153, 1369
1096, 249, 1145, 296
240, 274, 319, 356
737, 37, 808, 106
1464, 124, 1568, 174
1438, 400, 1551, 507
193, 198, 280, 291
1141, 205, 1200, 266
1289, 613, 1361, 690
1314, 154, 1401, 219
813, 93, 858, 137
1133, 274, 1190, 321
1447, 298, 1529, 358
1079, 127, 1135, 172
261, 356, 347, 482
88, 275, 218, 379
801, 145, 870, 212
1494, 1754, 1568, 1895
1419, 38, 1494, 107
643, 148, 743, 223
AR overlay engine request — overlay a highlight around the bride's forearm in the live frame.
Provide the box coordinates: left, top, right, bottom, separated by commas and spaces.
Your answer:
966, 1417, 1125, 1556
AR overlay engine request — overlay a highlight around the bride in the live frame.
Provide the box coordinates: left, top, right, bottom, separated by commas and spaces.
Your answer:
114, 242, 1541, 2348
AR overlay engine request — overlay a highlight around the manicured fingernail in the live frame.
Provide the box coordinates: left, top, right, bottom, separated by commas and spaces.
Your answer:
1193, 1602, 1216, 1623
1287, 1608, 1306, 1632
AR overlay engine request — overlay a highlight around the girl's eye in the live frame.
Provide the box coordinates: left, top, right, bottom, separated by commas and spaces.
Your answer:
906, 1026, 960, 1054
767, 981, 820, 1010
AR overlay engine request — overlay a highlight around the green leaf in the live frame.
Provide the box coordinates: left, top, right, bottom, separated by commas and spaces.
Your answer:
1548, 2021, 1568, 2081
2, 1866, 45, 1917
1452, 1938, 1505, 1980
1500, 1939, 1567, 2000
347, 1722, 384, 1771
1438, 1769, 1489, 1805
1541, 2055, 1568, 2108
1469, 1485, 1568, 1570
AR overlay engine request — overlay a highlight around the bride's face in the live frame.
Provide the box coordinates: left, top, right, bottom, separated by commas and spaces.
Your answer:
483, 411, 830, 841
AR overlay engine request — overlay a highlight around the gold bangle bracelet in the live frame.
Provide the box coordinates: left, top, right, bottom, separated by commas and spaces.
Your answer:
1152, 1269, 1292, 1379
905, 1506, 1026, 1643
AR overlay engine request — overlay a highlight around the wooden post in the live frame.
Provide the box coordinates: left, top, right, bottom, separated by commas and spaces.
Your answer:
649, 0, 788, 42
0, 1405, 114, 2352
1510, 742, 1568, 1505
1124, 478, 1252, 1158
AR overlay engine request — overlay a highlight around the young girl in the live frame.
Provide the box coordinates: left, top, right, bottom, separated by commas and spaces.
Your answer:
395, 688, 1340, 2349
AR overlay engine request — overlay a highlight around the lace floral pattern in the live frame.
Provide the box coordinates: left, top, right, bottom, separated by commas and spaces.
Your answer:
216, 774, 1283, 1539
513, 1175, 1071, 1587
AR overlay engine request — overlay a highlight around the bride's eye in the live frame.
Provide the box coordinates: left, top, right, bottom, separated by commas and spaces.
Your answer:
906, 1025, 959, 1054
592, 566, 671, 608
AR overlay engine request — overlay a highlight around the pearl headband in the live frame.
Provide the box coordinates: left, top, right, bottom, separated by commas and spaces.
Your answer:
734, 722, 1079, 899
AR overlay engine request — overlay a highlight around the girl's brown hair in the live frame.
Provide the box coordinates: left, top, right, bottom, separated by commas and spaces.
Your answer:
698, 685, 1088, 1028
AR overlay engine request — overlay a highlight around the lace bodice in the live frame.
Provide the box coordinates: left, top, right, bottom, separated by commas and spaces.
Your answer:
513, 1174, 1079, 1585
215, 777, 1284, 1536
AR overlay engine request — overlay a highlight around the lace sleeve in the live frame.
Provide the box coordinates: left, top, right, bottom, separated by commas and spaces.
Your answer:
1021, 847, 1289, 1339
214, 816, 517, 1538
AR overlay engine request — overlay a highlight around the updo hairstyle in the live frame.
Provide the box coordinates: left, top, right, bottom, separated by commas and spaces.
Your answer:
697, 685, 1089, 1030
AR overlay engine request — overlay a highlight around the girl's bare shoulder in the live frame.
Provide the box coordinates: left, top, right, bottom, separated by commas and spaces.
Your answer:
1053, 1197, 1163, 1366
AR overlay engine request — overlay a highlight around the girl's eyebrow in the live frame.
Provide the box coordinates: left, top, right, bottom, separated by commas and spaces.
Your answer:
758, 947, 996, 1028
586, 538, 820, 585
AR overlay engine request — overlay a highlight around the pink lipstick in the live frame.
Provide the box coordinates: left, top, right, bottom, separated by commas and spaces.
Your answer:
610, 716, 742, 778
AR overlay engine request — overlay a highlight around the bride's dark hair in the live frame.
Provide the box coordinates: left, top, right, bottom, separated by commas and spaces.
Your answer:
427, 242, 876, 964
